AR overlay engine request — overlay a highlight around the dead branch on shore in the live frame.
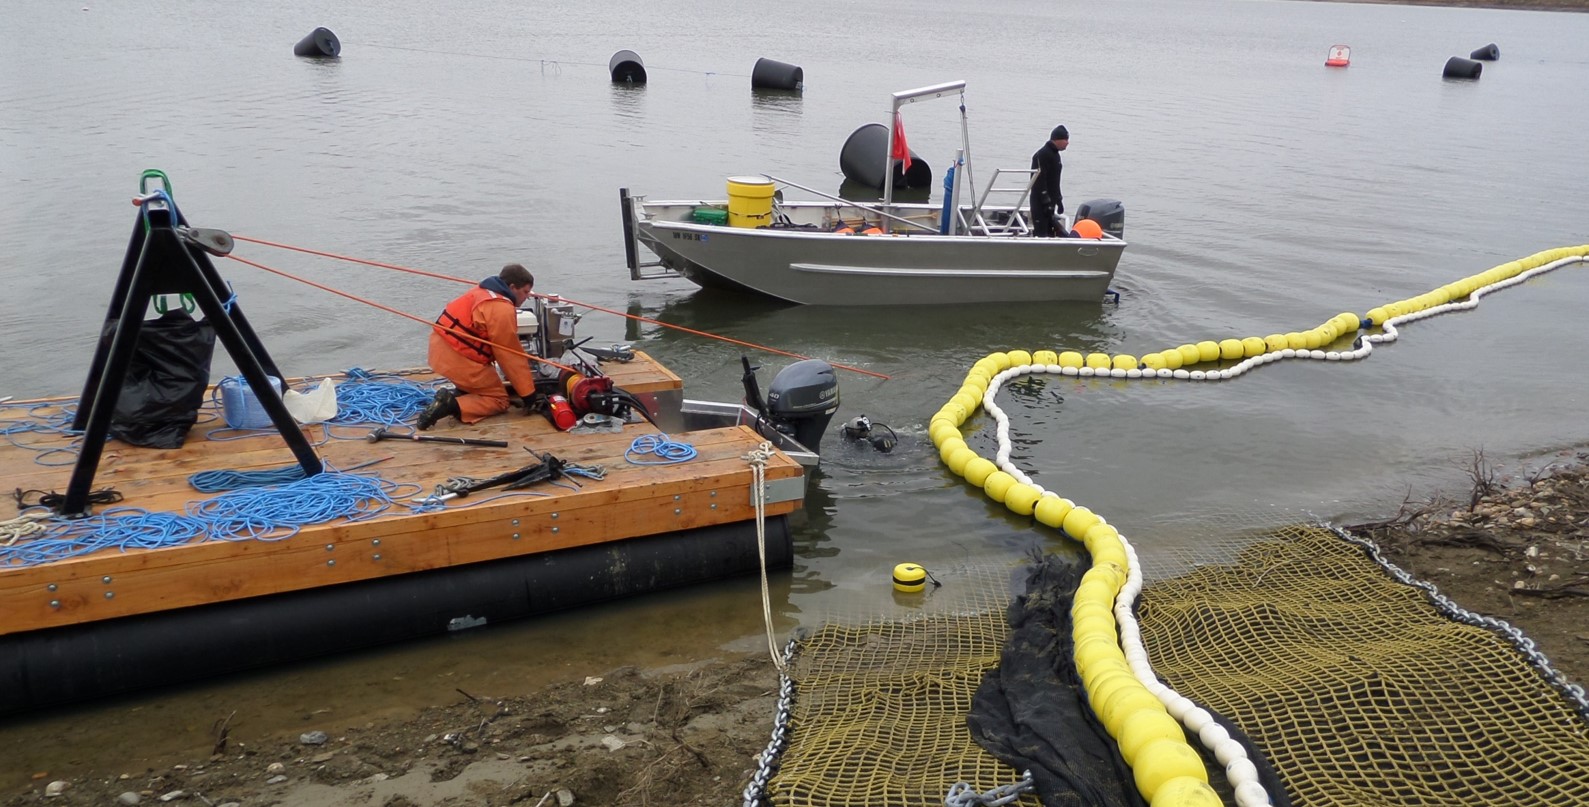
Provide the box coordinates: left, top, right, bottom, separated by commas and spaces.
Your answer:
1460, 448, 1501, 511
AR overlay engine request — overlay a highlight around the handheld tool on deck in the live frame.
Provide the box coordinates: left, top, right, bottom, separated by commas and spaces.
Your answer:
416, 449, 572, 503
366, 428, 507, 447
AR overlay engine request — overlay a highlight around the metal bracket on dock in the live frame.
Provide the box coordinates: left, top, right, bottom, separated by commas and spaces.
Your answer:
759, 476, 805, 506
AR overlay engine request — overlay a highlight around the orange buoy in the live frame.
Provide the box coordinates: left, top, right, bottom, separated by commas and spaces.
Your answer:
1072, 219, 1104, 240
1325, 44, 1351, 67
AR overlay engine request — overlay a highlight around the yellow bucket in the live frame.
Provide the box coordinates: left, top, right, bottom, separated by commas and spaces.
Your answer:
726, 176, 775, 228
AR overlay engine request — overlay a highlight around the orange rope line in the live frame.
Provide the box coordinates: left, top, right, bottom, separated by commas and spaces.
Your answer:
223, 254, 574, 375
528, 294, 891, 380
232, 235, 474, 285
233, 234, 892, 381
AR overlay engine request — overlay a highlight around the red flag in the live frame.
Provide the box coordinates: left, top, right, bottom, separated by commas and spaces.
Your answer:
891, 111, 912, 173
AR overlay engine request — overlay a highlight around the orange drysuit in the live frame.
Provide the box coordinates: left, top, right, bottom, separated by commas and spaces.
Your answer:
428, 287, 539, 424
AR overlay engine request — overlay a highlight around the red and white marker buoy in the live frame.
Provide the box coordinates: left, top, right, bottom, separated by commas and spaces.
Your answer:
1325, 44, 1351, 68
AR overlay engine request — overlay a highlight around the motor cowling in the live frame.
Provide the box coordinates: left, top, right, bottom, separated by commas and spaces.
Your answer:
1075, 198, 1125, 239
764, 359, 839, 453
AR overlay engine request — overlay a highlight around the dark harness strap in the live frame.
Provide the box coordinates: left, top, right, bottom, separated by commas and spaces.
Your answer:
437, 309, 492, 361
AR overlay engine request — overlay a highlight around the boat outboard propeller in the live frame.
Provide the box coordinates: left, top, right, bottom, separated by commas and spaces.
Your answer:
839, 414, 897, 453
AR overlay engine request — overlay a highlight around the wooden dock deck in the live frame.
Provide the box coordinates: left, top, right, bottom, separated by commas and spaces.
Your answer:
0, 352, 804, 639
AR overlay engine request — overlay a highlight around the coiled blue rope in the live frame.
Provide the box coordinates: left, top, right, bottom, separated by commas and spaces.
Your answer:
1, 472, 424, 567
327, 368, 441, 429
188, 464, 311, 493
625, 433, 697, 465
201, 367, 440, 442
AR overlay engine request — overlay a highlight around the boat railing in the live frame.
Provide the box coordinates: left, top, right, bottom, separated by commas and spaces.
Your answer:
761, 174, 940, 234
964, 168, 1038, 237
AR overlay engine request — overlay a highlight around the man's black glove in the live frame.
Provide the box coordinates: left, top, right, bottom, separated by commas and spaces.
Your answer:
513, 391, 548, 414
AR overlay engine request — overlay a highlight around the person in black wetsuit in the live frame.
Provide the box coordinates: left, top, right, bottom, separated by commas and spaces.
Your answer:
1030, 125, 1070, 237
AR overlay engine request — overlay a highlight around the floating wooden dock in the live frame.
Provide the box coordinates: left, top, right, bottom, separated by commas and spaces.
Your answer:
0, 352, 804, 712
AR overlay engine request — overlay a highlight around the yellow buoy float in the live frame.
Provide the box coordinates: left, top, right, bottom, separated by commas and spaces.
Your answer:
892, 562, 927, 593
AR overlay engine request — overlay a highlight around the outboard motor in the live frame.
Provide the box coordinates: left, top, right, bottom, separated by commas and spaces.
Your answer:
742, 357, 839, 454
1075, 198, 1125, 239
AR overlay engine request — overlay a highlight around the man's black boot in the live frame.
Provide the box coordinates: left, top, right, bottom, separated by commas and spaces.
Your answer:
416, 387, 461, 430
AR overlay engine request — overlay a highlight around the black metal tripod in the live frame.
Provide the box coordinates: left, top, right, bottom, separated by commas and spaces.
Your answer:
60, 171, 322, 516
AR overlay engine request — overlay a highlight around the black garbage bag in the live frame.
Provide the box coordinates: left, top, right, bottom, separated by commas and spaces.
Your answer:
106, 310, 217, 448
967, 554, 1147, 807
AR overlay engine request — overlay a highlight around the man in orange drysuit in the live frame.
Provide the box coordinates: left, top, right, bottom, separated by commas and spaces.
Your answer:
417, 263, 540, 429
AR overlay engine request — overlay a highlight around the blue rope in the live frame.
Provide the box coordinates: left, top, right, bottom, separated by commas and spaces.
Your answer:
199, 368, 440, 442
1, 472, 424, 567
625, 433, 697, 465
188, 464, 311, 493
2, 400, 84, 466
325, 368, 442, 432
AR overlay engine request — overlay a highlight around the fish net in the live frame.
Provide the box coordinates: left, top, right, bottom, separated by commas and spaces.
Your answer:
751, 516, 1589, 806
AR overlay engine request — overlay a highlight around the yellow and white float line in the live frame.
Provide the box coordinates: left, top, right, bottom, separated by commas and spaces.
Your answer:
931, 246, 1589, 807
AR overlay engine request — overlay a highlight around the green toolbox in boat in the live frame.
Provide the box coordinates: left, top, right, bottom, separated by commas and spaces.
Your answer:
691, 206, 729, 225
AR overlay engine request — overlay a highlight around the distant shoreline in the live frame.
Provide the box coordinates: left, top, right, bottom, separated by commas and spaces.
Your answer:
1299, 0, 1589, 11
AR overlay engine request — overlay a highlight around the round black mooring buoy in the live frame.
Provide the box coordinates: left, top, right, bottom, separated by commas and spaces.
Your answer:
1470, 43, 1500, 61
839, 123, 932, 190
293, 27, 340, 58
751, 57, 804, 91
1443, 56, 1482, 79
609, 50, 647, 84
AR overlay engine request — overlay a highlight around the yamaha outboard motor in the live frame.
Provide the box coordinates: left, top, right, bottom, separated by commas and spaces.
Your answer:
742, 357, 839, 454
1075, 198, 1125, 239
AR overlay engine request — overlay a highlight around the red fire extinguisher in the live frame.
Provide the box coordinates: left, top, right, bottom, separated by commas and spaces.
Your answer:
544, 393, 577, 431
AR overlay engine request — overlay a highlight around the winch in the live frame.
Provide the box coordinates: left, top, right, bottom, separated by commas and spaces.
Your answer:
519, 294, 647, 430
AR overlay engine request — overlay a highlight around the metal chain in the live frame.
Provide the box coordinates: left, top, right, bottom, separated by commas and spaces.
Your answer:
1329, 524, 1589, 723
741, 637, 800, 807
944, 770, 1034, 807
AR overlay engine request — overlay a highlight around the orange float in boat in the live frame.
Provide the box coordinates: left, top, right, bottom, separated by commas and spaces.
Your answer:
1072, 219, 1104, 239
1325, 44, 1351, 68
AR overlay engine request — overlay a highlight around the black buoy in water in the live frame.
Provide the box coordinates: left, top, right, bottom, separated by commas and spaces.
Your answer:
293, 27, 340, 58
1443, 56, 1482, 80
751, 57, 804, 92
839, 122, 932, 191
1470, 43, 1500, 61
609, 50, 647, 84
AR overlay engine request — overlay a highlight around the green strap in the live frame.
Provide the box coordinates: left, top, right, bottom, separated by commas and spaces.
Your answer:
152, 293, 197, 315
139, 169, 173, 197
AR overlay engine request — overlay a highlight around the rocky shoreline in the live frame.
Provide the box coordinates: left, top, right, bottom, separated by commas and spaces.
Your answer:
1345, 450, 1589, 689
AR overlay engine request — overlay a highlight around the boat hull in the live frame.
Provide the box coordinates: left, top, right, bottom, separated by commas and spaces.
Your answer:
635, 216, 1123, 305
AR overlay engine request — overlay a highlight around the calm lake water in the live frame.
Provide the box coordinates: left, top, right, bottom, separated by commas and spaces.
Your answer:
3, 0, 1587, 783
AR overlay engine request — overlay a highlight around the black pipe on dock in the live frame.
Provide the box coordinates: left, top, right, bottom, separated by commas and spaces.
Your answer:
609, 50, 647, 83
293, 27, 340, 58
751, 58, 803, 91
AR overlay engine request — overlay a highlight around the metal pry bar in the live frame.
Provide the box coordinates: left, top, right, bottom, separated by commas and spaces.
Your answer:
366, 428, 508, 448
